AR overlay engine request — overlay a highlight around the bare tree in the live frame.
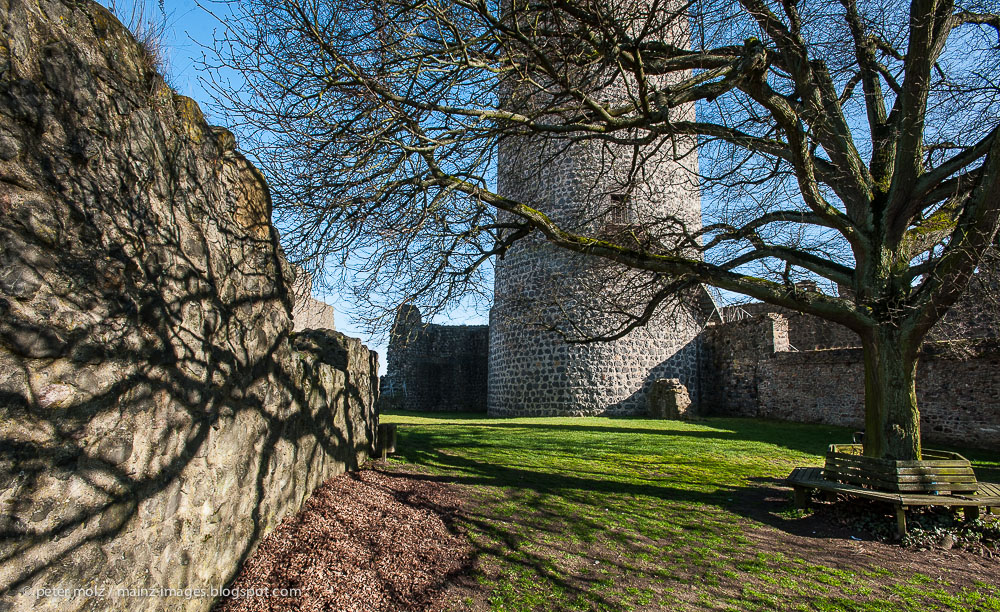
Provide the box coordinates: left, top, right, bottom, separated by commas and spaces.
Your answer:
206, 0, 1000, 460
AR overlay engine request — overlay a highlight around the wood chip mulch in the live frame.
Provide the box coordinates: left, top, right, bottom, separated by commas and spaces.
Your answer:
212, 467, 472, 612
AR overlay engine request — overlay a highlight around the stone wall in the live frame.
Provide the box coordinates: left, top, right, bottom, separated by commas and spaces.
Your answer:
719, 277, 998, 352
756, 345, 1000, 449
0, 2, 378, 610
383, 297, 711, 417
699, 314, 788, 416
381, 306, 488, 412
704, 308, 1000, 449
720, 303, 858, 351
488, 295, 710, 417
290, 265, 337, 332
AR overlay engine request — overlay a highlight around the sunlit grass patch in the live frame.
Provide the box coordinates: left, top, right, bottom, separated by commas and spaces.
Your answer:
381, 413, 999, 611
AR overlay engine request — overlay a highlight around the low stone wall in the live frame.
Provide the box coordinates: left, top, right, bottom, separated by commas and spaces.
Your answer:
756, 347, 1000, 449
705, 310, 1000, 449
0, 2, 378, 610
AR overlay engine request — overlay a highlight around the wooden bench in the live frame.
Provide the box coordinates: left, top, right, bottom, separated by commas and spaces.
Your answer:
786, 466, 1000, 538
825, 444, 978, 494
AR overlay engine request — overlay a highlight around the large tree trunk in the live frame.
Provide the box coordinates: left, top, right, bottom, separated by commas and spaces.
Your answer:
861, 326, 922, 460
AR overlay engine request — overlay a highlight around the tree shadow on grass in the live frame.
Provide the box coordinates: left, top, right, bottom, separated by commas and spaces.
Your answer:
376, 412, 1000, 611
388, 419, 999, 548
381, 451, 885, 611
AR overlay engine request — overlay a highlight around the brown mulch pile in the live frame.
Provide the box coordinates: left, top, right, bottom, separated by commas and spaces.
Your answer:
212, 468, 472, 612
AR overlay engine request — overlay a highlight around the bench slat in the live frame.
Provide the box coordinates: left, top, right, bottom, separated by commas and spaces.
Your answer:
786, 468, 1000, 507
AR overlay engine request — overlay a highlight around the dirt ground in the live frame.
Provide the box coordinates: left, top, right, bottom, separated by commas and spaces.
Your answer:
726, 479, 1000, 605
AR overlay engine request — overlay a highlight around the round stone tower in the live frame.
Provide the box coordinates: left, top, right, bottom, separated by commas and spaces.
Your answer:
488, 4, 708, 417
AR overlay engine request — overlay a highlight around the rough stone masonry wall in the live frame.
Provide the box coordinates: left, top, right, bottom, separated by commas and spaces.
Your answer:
0, 2, 378, 610
704, 310, 1000, 449
381, 306, 489, 412
290, 265, 337, 332
489, 0, 705, 417
719, 277, 999, 352
699, 314, 789, 416
756, 346, 1000, 449
720, 303, 858, 351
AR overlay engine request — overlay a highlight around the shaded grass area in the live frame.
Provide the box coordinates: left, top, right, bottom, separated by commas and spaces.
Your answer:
380, 413, 1000, 611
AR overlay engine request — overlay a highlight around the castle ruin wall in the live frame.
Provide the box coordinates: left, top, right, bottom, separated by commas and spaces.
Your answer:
290, 265, 337, 332
720, 303, 858, 351
381, 306, 489, 412
704, 309, 1000, 449
0, 3, 378, 609
755, 346, 1000, 449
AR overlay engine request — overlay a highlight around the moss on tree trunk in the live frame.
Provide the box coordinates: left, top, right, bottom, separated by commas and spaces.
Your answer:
862, 326, 922, 460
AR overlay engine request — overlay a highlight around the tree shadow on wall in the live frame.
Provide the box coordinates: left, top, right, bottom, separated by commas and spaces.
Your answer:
0, 64, 376, 601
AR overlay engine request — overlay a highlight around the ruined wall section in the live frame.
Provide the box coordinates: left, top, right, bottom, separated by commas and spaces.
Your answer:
699, 314, 788, 416
720, 303, 858, 351
755, 345, 1000, 449
290, 265, 337, 332
382, 306, 489, 412
720, 276, 999, 353
0, 2, 378, 610
704, 309, 999, 448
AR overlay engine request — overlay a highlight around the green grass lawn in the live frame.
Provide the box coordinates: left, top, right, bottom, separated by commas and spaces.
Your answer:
379, 413, 1000, 612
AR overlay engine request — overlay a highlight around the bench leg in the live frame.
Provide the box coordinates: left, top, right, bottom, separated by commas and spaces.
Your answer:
896, 506, 907, 539
964, 506, 981, 522
793, 486, 810, 510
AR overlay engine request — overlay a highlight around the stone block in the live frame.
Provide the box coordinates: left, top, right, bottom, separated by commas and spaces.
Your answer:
647, 378, 692, 420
